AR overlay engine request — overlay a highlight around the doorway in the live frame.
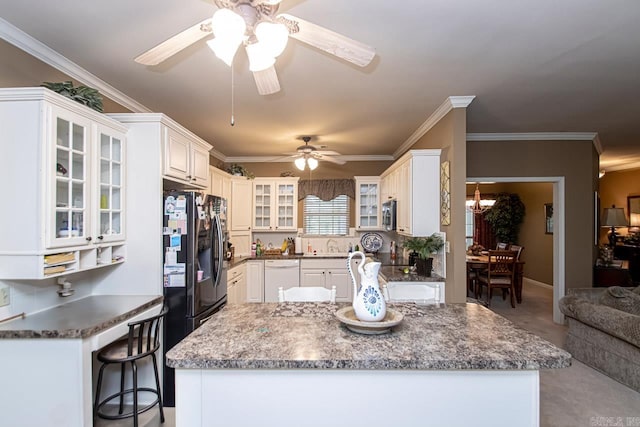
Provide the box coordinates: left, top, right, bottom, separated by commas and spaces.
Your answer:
466, 177, 565, 323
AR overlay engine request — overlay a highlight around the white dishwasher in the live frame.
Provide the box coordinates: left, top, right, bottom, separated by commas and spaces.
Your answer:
264, 259, 300, 302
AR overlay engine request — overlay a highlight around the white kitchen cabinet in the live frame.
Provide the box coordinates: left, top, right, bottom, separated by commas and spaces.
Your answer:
354, 176, 381, 230
231, 177, 252, 231
381, 278, 445, 304
381, 149, 441, 237
0, 87, 128, 279
252, 177, 299, 231
246, 260, 264, 303
229, 231, 252, 257
163, 127, 210, 188
300, 259, 352, 302
209, 166, 232, 199
227, 263, 246, 304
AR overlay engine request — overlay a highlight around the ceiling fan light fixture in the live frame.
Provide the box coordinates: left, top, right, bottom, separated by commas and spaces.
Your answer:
307, 157, 318, 170
211, 8, 246, 42
206, 38, 240, 66
255, 21, 289, 57
246, 42, 275, 72
295, 157, 306, 171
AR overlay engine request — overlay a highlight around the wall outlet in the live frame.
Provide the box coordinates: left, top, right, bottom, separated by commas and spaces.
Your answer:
0, 287, 9, 307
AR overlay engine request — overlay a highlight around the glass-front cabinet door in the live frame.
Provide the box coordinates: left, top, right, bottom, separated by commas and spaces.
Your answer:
253, 182, 272, 230
49, 109, 92, 248
96, 125, 125, 243
276, 183, 296, 230
355, 177, 381, 230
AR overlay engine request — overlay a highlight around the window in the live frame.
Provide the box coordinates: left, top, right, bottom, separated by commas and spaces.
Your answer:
304, 195, 349, 235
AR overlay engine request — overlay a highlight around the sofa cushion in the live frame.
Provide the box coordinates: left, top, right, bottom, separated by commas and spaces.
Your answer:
599, 286, 640, 316
559, 295, 640, 349
633, 286, 640, 295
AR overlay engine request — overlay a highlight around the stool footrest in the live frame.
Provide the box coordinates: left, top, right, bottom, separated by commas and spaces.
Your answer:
95, 387, 160, 420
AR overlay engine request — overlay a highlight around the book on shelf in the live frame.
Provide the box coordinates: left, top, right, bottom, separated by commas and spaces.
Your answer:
44, 252, 75, 265
43, 265, 66, 275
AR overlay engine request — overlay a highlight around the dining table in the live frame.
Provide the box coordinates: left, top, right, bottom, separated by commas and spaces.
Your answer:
466, 253, 526, 303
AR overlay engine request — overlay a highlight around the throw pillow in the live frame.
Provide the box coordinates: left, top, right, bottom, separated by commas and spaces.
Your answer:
633, 286, 640, 295
599, 286, 640, 316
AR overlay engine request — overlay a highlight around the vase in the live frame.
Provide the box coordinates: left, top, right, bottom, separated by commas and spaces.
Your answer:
415, 257, 433, 277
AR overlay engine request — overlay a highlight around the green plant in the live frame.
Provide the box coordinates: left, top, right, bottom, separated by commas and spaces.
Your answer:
483, 192, 526, 244
226, 163, 254, 179
402, 234, 444, 259
41, 81, 103, 112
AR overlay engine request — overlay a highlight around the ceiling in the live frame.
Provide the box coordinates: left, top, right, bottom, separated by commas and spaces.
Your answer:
1, 0, 640, 170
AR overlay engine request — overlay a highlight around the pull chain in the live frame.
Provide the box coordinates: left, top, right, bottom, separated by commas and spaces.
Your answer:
230, 62, 235, 126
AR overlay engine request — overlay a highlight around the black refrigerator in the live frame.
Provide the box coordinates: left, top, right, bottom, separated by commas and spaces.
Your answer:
162, 191, 227, 406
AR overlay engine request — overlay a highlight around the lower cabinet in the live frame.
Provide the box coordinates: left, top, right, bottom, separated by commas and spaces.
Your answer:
246, 260, 264, 303
300, 259, 353, 302
227, 264, 246, 304
381, 278, 445, 304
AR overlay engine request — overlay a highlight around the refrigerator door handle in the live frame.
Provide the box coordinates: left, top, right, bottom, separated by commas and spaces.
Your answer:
213, 213, 223, 288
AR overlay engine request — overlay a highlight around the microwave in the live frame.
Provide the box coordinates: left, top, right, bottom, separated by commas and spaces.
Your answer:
382, 200, 397, 231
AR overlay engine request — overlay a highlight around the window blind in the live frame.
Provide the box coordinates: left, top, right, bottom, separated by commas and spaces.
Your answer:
303, 195, 349, 235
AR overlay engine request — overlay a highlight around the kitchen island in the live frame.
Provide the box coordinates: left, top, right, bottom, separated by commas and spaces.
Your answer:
167, 302, 570, 427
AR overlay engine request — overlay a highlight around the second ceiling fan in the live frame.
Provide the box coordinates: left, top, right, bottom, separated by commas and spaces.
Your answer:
135, 0, 376, 95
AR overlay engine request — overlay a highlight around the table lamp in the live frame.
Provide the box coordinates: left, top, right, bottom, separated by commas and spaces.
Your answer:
601, 205, 628, 247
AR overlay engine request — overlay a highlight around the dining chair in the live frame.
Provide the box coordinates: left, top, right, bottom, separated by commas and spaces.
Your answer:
475, 250, 517, 308
510, 244, 524, 260
278, 286, 337, 303
496, 242, 509, 250
94, 306, 167, 427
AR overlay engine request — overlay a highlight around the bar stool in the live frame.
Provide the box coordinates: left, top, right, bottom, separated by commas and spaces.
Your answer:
94, 306, 168, 426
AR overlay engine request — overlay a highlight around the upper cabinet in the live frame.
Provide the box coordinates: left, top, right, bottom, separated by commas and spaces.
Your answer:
252, 178, 299, 231
163, 127, 210, 188
354, 176, 381, 230
0, 88, 128, 279
209, 166, 232, 200
230, 177, 253, 231
380, 150, 441, 237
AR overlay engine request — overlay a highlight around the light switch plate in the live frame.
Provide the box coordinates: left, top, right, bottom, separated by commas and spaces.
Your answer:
445, 241, 450, 253
0, 287, 9, 307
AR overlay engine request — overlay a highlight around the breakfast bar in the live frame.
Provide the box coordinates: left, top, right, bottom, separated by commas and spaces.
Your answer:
167, 302, 570, 427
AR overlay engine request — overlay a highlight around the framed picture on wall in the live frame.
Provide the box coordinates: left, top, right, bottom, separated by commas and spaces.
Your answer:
545, 203, 553, 234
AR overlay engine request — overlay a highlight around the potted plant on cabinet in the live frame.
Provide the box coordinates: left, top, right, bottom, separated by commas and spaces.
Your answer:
226, 163, 254, 179
402, 234, 444, 277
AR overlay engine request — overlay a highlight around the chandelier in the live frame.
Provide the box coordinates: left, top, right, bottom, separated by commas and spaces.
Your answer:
467, 183, 495, 214
207, 1, 289, 72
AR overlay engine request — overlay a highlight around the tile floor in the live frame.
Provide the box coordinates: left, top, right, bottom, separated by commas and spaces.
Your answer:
98, 284, 640, 427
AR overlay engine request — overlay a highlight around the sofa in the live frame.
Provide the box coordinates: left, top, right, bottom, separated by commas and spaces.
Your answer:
559, 286, 640, 392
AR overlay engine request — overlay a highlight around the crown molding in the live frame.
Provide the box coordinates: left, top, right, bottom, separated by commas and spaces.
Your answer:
602, 161, 640, 173
225, 155, 394, 163
467, 132, 601, 153
0, 18, 151, 113
393, 96, 475, 159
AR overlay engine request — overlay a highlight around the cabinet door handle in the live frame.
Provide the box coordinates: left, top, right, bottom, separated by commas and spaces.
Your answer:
186, 175, 192, 179
86, 237, 92, 242
97, 235, 104, 240
191, 178, 197, 182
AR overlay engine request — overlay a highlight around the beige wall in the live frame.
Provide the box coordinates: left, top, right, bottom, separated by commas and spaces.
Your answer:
467, 140, 599, 290
598, 168, 640, 243
410, 109, 468, 303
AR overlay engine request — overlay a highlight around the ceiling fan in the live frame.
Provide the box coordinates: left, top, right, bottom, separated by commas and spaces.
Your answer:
276, 136, 346, 170
134, 0, 376, 95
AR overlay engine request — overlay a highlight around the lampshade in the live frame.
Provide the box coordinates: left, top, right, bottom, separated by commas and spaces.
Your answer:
630, 213, 640, 227
246, 42, 275, 72
255, 21, 289, 57
307, 157, 318, 170
601, 206, 628, 227
207, 38, 241, 66
294, 157, 306, 171
211, 8, 246, 42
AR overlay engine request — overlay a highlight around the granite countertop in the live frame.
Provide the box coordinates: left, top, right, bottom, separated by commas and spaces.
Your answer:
0, 295, 163, 339
166, 302, 571, 370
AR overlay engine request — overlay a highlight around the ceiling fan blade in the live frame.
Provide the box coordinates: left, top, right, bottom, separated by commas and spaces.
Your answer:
315, 150, 341, 156
279, 13, 375, 67
135, 18, 213, 66
317, 155, 346, 165
253, 66, 281, 95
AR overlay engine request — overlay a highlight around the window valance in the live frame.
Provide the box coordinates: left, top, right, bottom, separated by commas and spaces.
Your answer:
298, 179, 355, 201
